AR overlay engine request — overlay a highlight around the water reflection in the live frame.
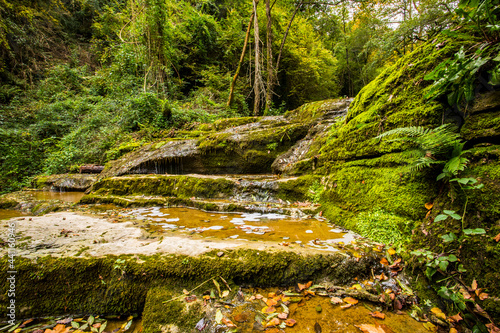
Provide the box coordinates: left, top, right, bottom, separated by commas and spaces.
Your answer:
122, 207, 355, 250
27, 190, 86, 203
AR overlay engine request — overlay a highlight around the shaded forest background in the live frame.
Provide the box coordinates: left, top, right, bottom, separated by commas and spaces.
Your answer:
0, 0, 460, 192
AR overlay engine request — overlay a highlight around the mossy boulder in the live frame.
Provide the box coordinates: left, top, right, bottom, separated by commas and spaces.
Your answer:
33, 174, 97, 191
0, 249, 381, 320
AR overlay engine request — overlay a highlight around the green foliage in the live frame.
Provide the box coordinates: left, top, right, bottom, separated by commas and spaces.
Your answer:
376, 124, 462, 172
352, 209, 413, 248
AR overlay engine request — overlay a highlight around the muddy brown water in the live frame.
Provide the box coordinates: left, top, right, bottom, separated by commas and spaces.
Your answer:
122, 207, 355, 251
27, 190, 86, 203
0, 209, 26, 220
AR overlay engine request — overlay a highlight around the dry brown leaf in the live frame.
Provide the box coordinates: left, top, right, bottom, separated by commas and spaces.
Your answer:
298, 283, 307, 291
265, 318, 280, 328
330, 296, 343, 304
425, 202, 434, 210
255, 294, 263, 299
262, 306, 276, 314
494, 233, 500, 242
486, 323, 500, 333
344, 297, 359, 305
304, 290, 315, 296
376, 272, 388, 281
355, 324, 386, 333
389, 258, 402, 268
306, 281, 313, 289
285, 319, 297, 327
431, 307, 446, 321
370, 311, 386, 319
266, 298, 278, 307
341, 303, 354, 309
474, 303, 491, 320
394, 299, 402, 310
278, 313, 288, 320
471, 279, 478, 291
234, 313, 248, 323
448, 313, 463, 323
479, 292, 489, 300
380, 258, 389, 266
222, 318, 237, 328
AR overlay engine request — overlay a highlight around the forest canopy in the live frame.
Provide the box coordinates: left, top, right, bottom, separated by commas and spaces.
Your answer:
0, 0, 495, 193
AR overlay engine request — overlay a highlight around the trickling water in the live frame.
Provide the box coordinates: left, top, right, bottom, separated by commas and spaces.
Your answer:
121, 206, 355, 251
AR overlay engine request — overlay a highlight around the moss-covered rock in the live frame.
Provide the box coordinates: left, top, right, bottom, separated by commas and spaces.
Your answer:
33, 174, 97, 191
0, 249, 380, 319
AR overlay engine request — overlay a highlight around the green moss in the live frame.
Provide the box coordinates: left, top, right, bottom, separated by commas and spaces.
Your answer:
213, 117, 260, 131
34, 176, 50, 189
0, 249, 379, 319
142, 287, 205, 333
0, 197, 18, 208
276, 175, 319, 202
461, 110, 500, 141
91, 175, 235, 200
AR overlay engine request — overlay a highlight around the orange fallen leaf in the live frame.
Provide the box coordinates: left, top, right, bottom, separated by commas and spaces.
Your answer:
266, 298, 278, 306
285, 319, 297, 327
304, 290, 315, 296
387, 248, 396, 255
448, 313, 462, 323
431, 307, 446, 320
370, 311, 385, 319
266, 318, 280, 328
262, 306, 276, 313
222, 318, 237, 328
423, 322, 437, 332
486, 323, 500, 333
471, 279, 478, 291
344, 297, 359, 305
268, 292, 277, 298
479, 292, 489, 300
449, 329, 458, 333
298, 283, 307, 291
355, 324, 386, 333
305, 281, 313, 288
278, 313, 288, 320
389, 258, 402, 268
425, 202, 434, 210
376, 272, 388, 281
494, 233, 500, 242
255, 294, 264, 299
380, 258, 389, 266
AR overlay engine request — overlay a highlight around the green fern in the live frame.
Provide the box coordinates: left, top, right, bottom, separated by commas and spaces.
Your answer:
376, 124, 466, 174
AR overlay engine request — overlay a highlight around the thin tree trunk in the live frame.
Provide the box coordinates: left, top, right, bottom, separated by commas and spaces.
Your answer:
227, 11, 255, 107
253, 0, 263, 116
265, 0, 273, 113
276, 1, 302, 73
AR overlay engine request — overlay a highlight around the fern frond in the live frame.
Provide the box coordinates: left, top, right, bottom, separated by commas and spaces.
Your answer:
375, 126, 431, 140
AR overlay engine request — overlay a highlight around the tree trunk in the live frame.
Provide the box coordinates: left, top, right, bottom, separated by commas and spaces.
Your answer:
253, 0, 264, 116
276, 1, 302, 73
227, 11, 255, 107
265, 0, 273, 114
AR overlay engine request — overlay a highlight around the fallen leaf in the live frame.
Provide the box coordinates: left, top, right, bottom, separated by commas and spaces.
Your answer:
255, 294, 264, 300
266, 318, 280, 328
423, 322, 437, 332
376, 272, 388, 281
380, 258, 389, 266
479, 292, 489, 300
262, 306, 276, 313
344, 297, 359, 305
234, 313, 248, 323
388, 248, 396, 255
304, 290, 315, 296
448, 313, 462, 323
471, 279, 478, 291
182, 289, 189, 295
486, 323, 500, 333
449, 329, 458, 333
285, 319, 297, 327
394, 299, 402, 310
370, 311, 386, 319
425, 202, 434, 210
306, 281, 313, 288
355, 324, 386, 333
298, 283, 307, 291
222, 318, 237, 328
330, 296, 343, 304
494, 233, 500, 242
474, 303, 491, 320
268, 292, 277, 298
352, 284, 363, 291
431, 307, 446, 320
266, 299, 278, 307
278, 313, 288, 320
222, 290, 230, 298
341, 303, 354, 309
389, 258, 402, 268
